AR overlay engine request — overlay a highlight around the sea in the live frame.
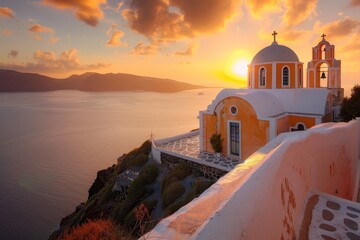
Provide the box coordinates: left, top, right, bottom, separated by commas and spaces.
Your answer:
0, 88, 220, 240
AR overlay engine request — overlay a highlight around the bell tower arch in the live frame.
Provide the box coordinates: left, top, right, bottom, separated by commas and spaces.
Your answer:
307, 34, 343, 120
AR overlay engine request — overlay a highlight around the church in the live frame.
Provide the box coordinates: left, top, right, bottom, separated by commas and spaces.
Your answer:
199, 32, 343, 160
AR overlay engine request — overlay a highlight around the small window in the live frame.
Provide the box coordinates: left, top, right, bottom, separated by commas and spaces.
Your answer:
259, 67, 266, 87
282, 67, 289, 86
299, 68, 302, 87
230, 105, 238, 115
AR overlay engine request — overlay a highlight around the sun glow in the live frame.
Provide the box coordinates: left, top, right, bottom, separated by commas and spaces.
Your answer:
232, 59, 248, 78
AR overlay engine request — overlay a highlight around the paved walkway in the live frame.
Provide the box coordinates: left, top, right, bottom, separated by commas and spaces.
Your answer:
156, 134, 241, 171
304, 192, 360, 240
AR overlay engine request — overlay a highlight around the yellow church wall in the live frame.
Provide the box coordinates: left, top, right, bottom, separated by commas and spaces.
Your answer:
277, 115, 316, 134
254, 64, 272, 89
276, 63, 296, 88
202, 114, 218, 154
288, 116, 315, 129
204, 97, 269, 160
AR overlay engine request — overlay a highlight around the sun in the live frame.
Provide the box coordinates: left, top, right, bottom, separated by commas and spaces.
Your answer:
232, 59, 248, 78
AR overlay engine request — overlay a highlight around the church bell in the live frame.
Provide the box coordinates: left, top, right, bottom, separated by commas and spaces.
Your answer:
320, 71, 326, 79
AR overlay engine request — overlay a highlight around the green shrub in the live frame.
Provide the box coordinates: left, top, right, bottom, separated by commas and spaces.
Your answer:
165, 191, 196, 216
142, 199, 157, 213
161, 164, 192, 192
193, 179, 214, 196
210, 133, 223, 153
113, 164, 159, 224
118, 141, 151, 171
161, 181, 185, 208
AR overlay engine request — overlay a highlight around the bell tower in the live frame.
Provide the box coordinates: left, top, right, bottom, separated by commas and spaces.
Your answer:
307, 34, 344, 99
307, 34, 344, 120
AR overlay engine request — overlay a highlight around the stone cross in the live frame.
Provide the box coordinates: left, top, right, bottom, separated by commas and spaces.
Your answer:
321, 34, 326, 41
272, 31, 278, 42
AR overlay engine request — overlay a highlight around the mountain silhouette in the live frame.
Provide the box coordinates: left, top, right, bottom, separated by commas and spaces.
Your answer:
0, 70, 205, 92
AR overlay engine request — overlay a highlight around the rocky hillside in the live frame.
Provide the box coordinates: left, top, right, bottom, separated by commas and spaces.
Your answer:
49, 140, 214, 239
0, 70, 205, 92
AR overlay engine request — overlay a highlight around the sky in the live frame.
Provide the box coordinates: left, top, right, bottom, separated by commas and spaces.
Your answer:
0, 0, 359, 95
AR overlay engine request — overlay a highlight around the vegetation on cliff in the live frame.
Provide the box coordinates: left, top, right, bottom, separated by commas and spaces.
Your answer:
50, 140, 214, 239
341, 85, 360, 122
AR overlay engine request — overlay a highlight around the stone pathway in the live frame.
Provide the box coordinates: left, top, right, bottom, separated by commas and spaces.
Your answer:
156, 134, 241, 171
308, 192, 360, 240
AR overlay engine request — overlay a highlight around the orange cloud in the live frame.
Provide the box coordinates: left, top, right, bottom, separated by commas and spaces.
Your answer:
246, 0, 281, 17
170, 0, 241, 32
29, 24, 54, 33
349, 0, 360, 7
279, 28, 310, 42
174, 43, 196, 56
0, 48, 109, 72
131, 42, 159, 55
122, 0, 241, 43
41, 0, 106, 26
342, 33, 360, 52
0, 7, 14, 18
320, 17, 360, 39
283, 0, 317, 26
106, 30, 127, 47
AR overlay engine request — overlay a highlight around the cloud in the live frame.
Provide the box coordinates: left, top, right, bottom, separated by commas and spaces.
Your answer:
349, 0, 360, 7
2, 28, 12, 36
174, 43, 196, 56
278, 28, 310, 42
131, 42, 159, 55
41, 0, 106, 26
246, 0, 317, 27
0, 7, 14, 18
170, 0, 241, 32
282, 0, 317, 26
246, 0, 281, 17
342, 33, 360, 52
106, 30, 127, 47
122, 0, 241, 43
29, 24, 54, 33
319, 17, 360, 39
8, 50, 18, 58
0, 48, 109, 72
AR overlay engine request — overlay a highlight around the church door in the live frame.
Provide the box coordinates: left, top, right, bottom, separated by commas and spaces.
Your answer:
228, 121, 241, 157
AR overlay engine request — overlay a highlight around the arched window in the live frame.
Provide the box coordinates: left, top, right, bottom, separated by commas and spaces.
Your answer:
259, 67, 266, 87
282, 67, 289, 87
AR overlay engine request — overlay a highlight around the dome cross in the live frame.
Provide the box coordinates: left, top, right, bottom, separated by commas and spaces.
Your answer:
321, 34, 326, 41
272, 31, 278, 42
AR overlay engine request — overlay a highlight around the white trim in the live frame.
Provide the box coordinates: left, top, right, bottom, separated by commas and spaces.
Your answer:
315, 117, 322, 125
281, 65, 290, 88
199, 111, 204, 151
269, 119, 276, 140
258, 66, 267, 88
227, 120, 241, 159
272, 63, 276, 89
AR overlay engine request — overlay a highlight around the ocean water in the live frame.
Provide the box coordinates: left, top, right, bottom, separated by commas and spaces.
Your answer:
0, 89, 220, 240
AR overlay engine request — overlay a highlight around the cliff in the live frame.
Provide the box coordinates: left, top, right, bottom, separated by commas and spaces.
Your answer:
49, 140, 214, 239
0, 70, 205, 92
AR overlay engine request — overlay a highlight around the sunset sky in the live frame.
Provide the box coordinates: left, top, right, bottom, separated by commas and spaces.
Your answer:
0, 0, 359, 95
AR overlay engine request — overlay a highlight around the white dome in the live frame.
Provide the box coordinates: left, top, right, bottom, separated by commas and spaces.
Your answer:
251, 42, 299, 64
